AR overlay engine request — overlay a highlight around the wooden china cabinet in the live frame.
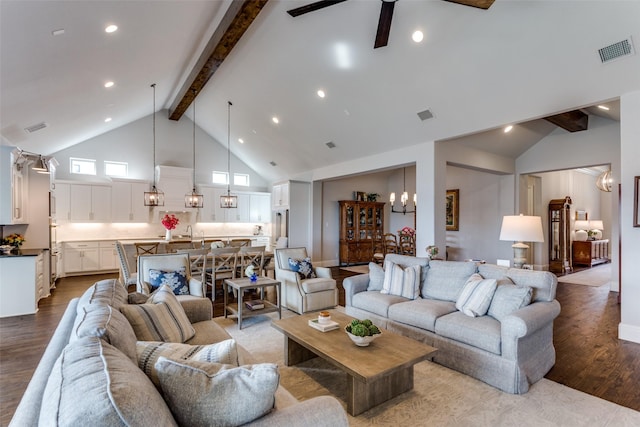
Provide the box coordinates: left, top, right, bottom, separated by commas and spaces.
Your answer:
548, 196, 572, 274
339, 201, 385, 265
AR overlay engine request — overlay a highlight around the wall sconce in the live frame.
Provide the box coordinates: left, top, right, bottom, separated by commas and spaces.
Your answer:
596, 170, 612, 192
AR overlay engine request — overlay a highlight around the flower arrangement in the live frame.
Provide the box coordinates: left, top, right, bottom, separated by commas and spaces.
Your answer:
245, 265, 258, 282
426, 245, 439, 258
399, 226, 415, 237
2, 234, 25, 247
161, 214, 179, 230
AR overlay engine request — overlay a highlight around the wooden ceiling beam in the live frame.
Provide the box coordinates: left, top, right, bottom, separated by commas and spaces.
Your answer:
543, 110, 589, 132
168, 0, 269, 121
443, 0, 495, 10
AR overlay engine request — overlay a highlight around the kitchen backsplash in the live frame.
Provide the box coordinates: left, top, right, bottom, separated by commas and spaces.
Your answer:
55, 222, 272, 242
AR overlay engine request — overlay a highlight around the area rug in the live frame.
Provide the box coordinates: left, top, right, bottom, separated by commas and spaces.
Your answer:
558, 263, 612, 287
214, 310, 640, 426
340, 265, 369, 274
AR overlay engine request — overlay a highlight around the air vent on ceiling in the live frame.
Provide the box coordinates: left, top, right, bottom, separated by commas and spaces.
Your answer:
24, 122, 48, 133
598, 37, 634, 63
269, 161, 277, 166
417, 108, 434, 121
325, 141, 336, 149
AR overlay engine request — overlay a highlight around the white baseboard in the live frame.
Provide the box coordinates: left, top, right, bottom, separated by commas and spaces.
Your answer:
618, 322, 640, 344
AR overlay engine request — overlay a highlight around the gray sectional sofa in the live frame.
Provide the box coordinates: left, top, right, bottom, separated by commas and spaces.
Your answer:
11, 279, 348, 426
343, 255, 561, 394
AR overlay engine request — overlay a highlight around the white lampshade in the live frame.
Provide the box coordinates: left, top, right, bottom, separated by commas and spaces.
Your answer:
574, 220, 590, 231
499, 214, 544, 243
589, 220, 604, 230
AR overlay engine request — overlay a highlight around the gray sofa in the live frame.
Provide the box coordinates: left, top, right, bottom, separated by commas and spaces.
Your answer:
11, 278, 348, 426
343, 255, 561, 394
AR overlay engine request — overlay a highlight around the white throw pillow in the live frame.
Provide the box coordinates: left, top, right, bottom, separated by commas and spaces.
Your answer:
380, 261, 421, 299
456, 274, 498, 317
488, 282, 533, 321
155, 357, 279, 427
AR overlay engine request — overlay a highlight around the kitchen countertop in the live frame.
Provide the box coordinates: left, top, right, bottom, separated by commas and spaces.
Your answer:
59, 235, 271, 244
0, 248, 47, 258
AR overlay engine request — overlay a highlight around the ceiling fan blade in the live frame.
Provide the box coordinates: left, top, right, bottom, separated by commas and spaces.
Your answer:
287, 0, 348, 17
374, 1, 395, 49
441, 0, 495, 10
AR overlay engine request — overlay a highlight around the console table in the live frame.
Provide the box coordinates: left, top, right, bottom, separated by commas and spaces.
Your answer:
572, 239, 609, 267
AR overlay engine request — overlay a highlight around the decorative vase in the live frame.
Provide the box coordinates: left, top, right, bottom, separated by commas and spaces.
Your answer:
249, 274, 258, 283
165, 229, 172, 241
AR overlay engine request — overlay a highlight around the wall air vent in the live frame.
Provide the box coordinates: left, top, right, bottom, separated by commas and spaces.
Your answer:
24, 122, 48, 133
598, 37, 634, 63
325, 141, 336, 149
417, 108, 434, 121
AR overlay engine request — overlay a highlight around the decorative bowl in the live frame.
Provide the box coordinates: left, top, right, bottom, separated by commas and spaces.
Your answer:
345, 328, 381, 347
0, 245, 13, 254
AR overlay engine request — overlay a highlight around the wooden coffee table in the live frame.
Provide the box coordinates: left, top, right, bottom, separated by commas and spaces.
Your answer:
272, 310, 437, 416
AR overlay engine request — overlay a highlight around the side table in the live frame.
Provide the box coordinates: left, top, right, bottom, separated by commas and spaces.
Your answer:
223, 277, 281, 329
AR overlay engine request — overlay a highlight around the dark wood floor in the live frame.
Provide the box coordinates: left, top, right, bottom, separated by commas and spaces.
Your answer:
1, 269, 639, 426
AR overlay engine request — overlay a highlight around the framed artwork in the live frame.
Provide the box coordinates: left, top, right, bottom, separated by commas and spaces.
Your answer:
575, 210, 588, 221
446, 189, 459, 231
634, 176, 640, 227
354, 191, 366, 202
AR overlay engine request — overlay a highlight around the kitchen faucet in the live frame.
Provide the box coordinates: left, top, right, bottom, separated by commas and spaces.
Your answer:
186, 225, 193, 241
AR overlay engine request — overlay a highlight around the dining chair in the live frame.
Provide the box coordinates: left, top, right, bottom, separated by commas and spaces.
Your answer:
263, 237, 287, 278
135, 242, 159, 256
238, 245, 266, 277
383, 233, 398, 256
176, 248, 209, 282
115, 241, 137, 290
205, 247, 239, 301
398, 233, 416, 256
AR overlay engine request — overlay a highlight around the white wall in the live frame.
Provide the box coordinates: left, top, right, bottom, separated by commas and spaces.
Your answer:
445, 165, 514, 264
619, 91, 640, 344
51, 110, 269, 191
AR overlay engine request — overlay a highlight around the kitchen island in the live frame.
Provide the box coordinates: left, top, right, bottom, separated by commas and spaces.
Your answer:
0, 248, 50, 317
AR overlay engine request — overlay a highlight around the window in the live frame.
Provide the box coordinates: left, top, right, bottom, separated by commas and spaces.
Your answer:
70, 157, 96, 175
212, 171, 228, 185
234, 173, 250, 187
104, 161, 128, 177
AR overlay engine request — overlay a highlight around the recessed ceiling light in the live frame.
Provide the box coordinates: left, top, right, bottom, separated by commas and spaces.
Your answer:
272, 116, 279, 124
104, 81, 114, 88
238, 138, 244, 144
504, 125, 513, 133
317, 89, 325, 98
104, 117, 112, 123
412, 30, 424, 43
52, 29, 65, 36
105, 25, 118, 33
597, 105, 610, 111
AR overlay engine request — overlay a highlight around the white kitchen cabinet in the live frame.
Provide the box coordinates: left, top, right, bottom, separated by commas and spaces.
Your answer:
0, 147, 29, 224
250, 193, 271, 223
0, 253, 43, 317
199, 187, 226, 222
56, 182, 111, 222
111, 180, 149, 222
35, 251, 50, 302
99, 241, 118, 270
226, 194, 250, 223
272, 182, 289, 210
63, 242, 100, 274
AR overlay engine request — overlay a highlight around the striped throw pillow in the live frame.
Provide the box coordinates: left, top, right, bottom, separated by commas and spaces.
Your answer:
456, 274, 498, 317
120, 285, 195, 343
380, 261, 421, 299
136, 339, 238, 389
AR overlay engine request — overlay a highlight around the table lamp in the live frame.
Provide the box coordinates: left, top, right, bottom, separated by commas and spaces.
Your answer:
574, 220, 590, 241
499, 214, 545, 268
589, 220, 604, 240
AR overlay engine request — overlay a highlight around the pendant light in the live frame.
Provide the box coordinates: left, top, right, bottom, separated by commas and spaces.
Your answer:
220, 101, 238, 209
390, 167, 416, 214
144, 83, 164, 206
185, 89, 203, 208
596, 170, 612, 192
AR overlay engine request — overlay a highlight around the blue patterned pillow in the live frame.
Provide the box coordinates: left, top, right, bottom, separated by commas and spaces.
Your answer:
288, 257, 317, 279
148, 267, 189, 295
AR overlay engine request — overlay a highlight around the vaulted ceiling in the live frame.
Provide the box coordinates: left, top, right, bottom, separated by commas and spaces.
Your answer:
1, 1, 638, 183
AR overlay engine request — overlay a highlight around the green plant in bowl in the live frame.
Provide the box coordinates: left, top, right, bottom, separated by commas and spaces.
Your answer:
345, 319, 381, 346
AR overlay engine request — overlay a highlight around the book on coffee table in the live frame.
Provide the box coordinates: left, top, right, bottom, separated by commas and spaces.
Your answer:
308, 319, 340, 332
245, 300, 264, 310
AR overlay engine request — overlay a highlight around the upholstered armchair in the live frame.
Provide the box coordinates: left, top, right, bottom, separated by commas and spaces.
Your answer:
137, 253, 204, 300
274, 247, 337, 314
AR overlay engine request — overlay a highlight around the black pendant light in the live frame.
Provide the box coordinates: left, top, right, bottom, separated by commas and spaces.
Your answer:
144, 83, 164, 206
185, 89, 204, 208
220, 101, 238, 209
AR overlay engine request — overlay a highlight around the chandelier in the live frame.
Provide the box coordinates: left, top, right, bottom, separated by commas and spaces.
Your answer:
220, 101, 238, 209
390, 167, 416, 214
